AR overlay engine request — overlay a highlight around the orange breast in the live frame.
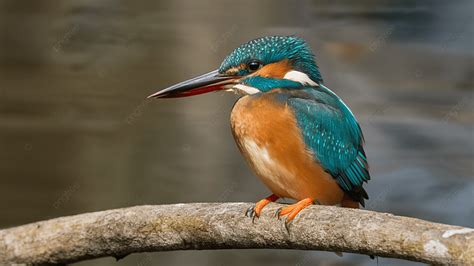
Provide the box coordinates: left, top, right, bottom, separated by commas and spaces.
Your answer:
230, 91, 345, 204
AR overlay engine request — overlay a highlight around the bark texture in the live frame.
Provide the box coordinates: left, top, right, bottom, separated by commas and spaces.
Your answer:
0, 203, 472, 265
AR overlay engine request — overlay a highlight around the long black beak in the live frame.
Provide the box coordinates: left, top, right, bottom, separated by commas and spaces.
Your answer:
147, 70, 236, 99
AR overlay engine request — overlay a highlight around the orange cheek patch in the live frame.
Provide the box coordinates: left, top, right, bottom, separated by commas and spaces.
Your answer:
225, 63, 247, 75
254, 59, 292, 79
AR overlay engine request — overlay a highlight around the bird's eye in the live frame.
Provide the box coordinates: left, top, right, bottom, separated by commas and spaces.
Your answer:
247, 60, 262, 72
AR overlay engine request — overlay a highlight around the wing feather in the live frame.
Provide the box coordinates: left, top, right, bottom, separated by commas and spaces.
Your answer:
287, 86, 370, 205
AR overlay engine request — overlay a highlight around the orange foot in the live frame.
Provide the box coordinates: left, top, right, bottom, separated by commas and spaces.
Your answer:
275, 198, 314, 231
246, 194, 279, 222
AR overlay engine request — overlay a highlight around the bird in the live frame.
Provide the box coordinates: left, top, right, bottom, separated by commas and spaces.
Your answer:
148, 36, 370, 227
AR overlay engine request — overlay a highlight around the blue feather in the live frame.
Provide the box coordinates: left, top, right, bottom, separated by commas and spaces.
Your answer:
286, 85, 370, 196
219, 36, 323, 83
243, 76, 302, 92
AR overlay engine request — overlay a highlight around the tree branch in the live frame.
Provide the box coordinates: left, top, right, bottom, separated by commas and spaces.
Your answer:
0, 203, 472, 265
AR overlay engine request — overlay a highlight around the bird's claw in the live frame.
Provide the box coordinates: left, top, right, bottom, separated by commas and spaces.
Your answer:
245, 195, 279, 223
274, 207, 292, 232
284, 219, 293, 233
274, 208, 282, 220
245, 206, 254, 217
274, 198, 314, 233
245, 206, 259, 223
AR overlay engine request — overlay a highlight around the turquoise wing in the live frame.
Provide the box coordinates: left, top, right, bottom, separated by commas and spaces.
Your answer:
287, 86, 370, 205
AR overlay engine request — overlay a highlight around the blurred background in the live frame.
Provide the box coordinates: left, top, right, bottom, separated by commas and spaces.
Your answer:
0, 0, 472, 265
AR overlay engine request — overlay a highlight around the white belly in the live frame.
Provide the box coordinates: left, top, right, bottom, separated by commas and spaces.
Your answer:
240, 138, 299, 198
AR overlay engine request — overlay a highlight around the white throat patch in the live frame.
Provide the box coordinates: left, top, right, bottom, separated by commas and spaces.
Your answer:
283, 70, 318, 86
230, 84, 260, 95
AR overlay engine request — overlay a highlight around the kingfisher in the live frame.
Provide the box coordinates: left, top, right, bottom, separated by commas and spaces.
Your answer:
148, 36, 370, 226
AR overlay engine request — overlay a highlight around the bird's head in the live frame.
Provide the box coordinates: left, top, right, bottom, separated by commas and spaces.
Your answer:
148, 36, 322, 98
